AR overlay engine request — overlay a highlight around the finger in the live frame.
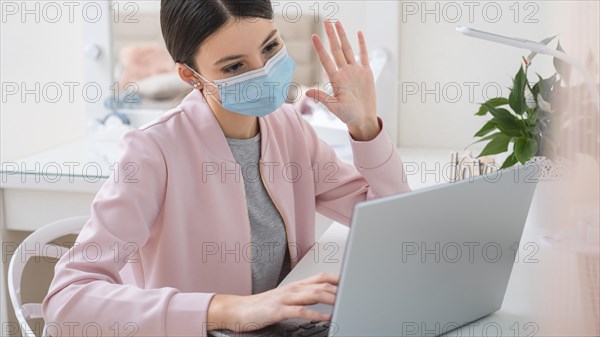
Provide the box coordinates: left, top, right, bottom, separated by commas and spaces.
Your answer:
314, 282, 338, 295
323, 19, 347, 69
281, 306, 332, 322
297, 272, 340, 286
311, 34, 337, 78
334, 21, 356, 65
286, 282, 338, 298
358, 30, 370, 68
285, 287, 337, 306
305, 89, 336, 108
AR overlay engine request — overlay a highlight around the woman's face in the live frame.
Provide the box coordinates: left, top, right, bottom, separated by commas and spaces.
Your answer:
178, 17, 284, 94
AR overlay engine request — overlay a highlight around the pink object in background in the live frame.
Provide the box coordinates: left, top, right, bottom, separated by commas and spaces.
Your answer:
117, 43, 175, 89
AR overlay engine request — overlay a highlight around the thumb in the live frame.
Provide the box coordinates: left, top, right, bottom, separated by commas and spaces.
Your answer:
306, 89, 335, 109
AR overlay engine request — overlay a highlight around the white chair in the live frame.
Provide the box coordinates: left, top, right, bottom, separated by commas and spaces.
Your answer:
7, 216, 90, 337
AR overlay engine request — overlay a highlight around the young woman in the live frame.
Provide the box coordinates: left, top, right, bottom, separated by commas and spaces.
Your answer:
42, 1, 411, 336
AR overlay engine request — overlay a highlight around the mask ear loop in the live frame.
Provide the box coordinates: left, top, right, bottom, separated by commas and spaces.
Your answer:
183, 64, 224, 107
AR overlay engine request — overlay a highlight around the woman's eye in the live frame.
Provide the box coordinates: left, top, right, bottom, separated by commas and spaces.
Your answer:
222, 41, 280, 74
263, 41, 280, 54
223, 63, 243, 74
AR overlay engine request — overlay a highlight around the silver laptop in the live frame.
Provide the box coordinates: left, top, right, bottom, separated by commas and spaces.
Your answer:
209, 162, 541, 337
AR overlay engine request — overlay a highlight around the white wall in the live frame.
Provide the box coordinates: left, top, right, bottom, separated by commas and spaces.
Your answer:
1, 1, 86, 161
397, 1, 566, 150
275, 1, 366, 52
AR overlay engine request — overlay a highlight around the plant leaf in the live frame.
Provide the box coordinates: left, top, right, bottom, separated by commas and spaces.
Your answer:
527, 35, 558, 63
478, 133, 512, 157
531, 82, 540, 97
553, 41, 572, 84
476, 97, 509, 116
474, 120, 497, 137
492, 116, 524, 137
508, 66, 527, 115
524, 107, 537, 125
465, 131, 500, 149
500, 152, 519, 169
514, 138, 538, 164
538, 73, 557, 101
485, 104, 515, 119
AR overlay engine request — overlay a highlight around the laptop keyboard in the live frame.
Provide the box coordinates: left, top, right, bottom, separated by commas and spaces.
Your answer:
279, 320, 330, 337
210, 320, 331, 337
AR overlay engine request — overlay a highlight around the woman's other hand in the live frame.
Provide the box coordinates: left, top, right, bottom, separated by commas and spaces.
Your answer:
207, 272, 339, 332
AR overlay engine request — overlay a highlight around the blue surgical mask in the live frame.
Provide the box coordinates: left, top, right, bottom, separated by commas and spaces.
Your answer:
185, 45, 297, 117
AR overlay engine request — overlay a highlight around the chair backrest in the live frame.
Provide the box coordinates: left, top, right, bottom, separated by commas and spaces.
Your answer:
7, 216, 90, 337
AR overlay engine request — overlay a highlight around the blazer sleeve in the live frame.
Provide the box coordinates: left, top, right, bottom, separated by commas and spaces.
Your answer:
294, 106, 412, 226
41, 129, 216, 337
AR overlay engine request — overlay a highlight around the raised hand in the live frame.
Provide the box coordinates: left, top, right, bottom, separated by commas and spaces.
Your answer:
307, 19, 380, 141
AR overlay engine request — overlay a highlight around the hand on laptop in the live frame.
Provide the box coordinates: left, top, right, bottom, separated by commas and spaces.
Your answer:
207, 272, 339, 332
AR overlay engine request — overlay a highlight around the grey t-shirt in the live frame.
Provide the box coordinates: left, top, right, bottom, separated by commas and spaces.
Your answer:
225, 131, 292, 294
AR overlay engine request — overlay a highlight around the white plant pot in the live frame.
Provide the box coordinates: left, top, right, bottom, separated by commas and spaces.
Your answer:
524, 156, 570, 230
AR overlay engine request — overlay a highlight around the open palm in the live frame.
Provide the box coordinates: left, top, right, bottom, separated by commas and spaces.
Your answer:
306, 20, 377, 129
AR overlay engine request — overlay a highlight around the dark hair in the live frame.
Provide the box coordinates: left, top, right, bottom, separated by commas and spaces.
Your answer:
160, 0, 274, 74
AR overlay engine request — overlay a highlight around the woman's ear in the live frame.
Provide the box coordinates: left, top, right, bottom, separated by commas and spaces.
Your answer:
176, 62, 203, 90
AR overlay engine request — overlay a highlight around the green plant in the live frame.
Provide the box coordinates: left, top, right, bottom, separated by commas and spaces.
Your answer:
470, 36, 570, 169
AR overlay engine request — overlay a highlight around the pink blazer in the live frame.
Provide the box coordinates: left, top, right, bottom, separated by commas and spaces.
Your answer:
41, 89, 411, 336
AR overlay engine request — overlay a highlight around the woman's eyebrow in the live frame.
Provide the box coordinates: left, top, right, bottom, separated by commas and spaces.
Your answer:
260, 29, 278, 47
213, 29, 278, 66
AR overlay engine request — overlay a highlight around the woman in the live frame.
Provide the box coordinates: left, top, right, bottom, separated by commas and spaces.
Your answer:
42, 1, 411, 336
